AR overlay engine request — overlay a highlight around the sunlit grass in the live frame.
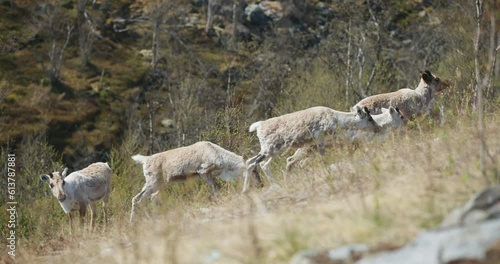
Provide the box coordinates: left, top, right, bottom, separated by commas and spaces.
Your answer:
7, 112, 497, 264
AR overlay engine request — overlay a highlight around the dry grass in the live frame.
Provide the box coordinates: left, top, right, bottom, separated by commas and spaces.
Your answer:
11, 113, 500, 264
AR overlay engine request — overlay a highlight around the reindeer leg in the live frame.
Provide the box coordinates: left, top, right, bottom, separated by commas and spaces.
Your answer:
201, 174, 220, 200
286, 148, 307, 172
89, 202, 97, 232
68, 212, 74, 236
79, 202, 87, 234
198, 164, 220, 199
130, 175, 160, 223
243, 153, 268, 193
260, 155, 279, 187
253, 166, 264, 188
102, 195, 109, 231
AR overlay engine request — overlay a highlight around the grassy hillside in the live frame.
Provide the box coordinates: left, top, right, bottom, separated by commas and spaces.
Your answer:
2, 0, 495, 166
10, 113, 500, 263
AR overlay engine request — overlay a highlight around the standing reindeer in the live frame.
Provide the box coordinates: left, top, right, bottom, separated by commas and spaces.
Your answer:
352, 70, 450, 120
40, 162, 112, 233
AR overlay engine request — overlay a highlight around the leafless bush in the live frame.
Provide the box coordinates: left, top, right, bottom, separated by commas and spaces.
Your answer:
32, 2, 74, 85
77, 0, 96, 67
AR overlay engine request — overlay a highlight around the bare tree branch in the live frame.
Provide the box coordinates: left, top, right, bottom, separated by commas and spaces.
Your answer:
363, 0, 382, 96
473, 0, 498, 183
473, 0, 483, 109
345, 19, 352, 109
206, 0, 218, 33
484, 14, 500, 95
356, 32, 366, 98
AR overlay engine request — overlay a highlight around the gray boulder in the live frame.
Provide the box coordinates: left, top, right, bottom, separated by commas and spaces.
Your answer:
290, 185, 500, 264
290, 244, 369, 264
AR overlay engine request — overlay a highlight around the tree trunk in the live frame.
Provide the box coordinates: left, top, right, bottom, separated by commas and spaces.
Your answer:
206, 0, 215, 33
231, 0, 237, 45
473, 0, 482, 111
345, 19, 352, 109
151, 19, 161, 71
147, 102, 155, 155
48, 24, 73, 86
77, 0, 90, 67
473, 0, 486, 182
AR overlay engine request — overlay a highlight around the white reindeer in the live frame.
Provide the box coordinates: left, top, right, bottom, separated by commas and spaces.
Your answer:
129, 141, 247, 222
349, 106, 405, 142
40, 162, 112, 233
285, 106, 405, 173
375, 106, 405, 130
352, 70, 450, 120
244, 106, 380, 192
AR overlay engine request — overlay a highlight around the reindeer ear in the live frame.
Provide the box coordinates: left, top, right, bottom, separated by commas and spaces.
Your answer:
356, 106, 363, 115
395, 107, 404, 119
363, 107, 370, 115
422, 70, 433, 83
61, 168, 68, 178
40, 175, 50, 182
389, 107, 396, 113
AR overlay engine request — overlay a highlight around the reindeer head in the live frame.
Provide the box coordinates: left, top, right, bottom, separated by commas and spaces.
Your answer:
40, 167, 68, 202
381, 107, 405, 128
435, 79, 451, 93
394, 107, 404, 122
421, 70, 450, 94
355, 106, 381, 133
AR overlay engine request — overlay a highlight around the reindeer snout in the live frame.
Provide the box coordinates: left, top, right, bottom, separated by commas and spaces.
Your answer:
58, 194, 66, 202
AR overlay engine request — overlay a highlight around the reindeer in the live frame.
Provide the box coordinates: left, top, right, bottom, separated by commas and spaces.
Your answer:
40, 162, 112, 233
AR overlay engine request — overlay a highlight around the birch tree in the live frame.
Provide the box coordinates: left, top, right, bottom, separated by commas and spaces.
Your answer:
34, 2, 73, 86
473, 0, 499, 182
77, 0, 96, 68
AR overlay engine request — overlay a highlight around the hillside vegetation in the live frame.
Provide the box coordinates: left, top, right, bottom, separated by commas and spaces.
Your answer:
0, 0, 499, 263
6, 115, 500, 263
0, 0, 497, 165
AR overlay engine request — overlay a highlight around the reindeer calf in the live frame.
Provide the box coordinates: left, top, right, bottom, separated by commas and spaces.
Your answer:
41, 162, 112, 233
130, 141, 248, 222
